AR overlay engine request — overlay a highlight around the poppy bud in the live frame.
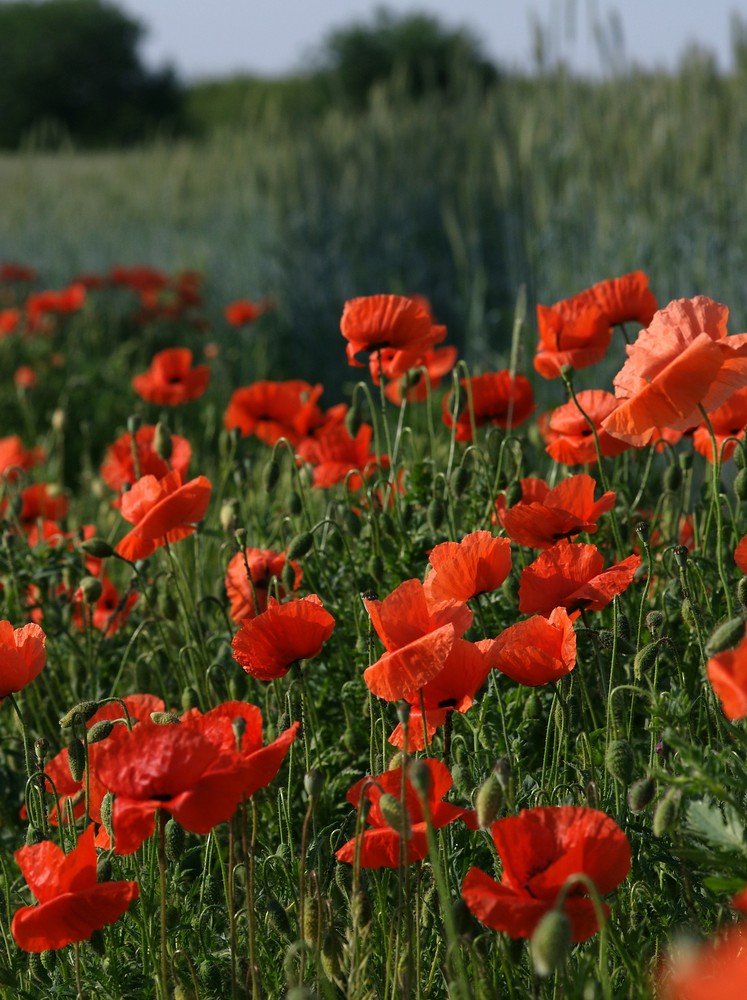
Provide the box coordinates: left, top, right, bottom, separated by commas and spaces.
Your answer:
605, 739, 635, 786
738, 578, 747, 611
378, 793, 410, 838
501, 574, 519, 605
219, 500, 238, 533
165, 818, 186, 862
154, 421, 172, 461
634, 642, 659, 680
67, 739, 85, 782
396, 700, 411, 726
126, 414, 142, 435
265, 897, 292, 940
288, 490, 303, 516
322, 923, 344, 981
40, 950, 56, 973
476, 772, 503, 828
160, 592, 179, 621
646, 611, 664, 636
352, 889, 373, 931
523, 690, 541, 721
450, 763, 466, 793
96, 856, 112, 882
586, 780, 599, 808
451, 466, 471, 497
234, 527, 247, 550
662, 465, 682, 492
60, 701, 99, 729
80, 537, 114, 559
302, 895, 320, 947
34, 738, 49, 766
100, 792, 114, 836
232, 716, 246, 749
673, 544, 689, 571
151, 711, 180, 725
345, 402, 363, 439
87, 720, 114, 744
627, 776, 656, 813
653, 788, 680, 837
616, 612, 632, 643
304, 769, 324, 801
26, 826, 45, 846
736, 468, 747, 502
531, 909, 572, 978
736, 445, 747, 470
408, 760, 431, 797
279, 712, 292, 733
427, 498, 446, 532
681, 596, 703, 631
202, 875, 223, 906
287, 531, 314, 560
263, 458, 281, 493
705, 615, 747, 656
452, 898, 474, 940
229, 671, 248, 701
181, 686, 200, 712
80, 575, 103, 604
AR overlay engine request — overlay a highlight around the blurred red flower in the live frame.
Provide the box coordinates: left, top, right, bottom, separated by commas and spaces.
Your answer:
0, 309, 20, 335
491, 607, 576, 685
542, 390, 631, 466
224, 298, 269, 326
706, 629, 747, 720
132, 348, 210, 406
115, 470, 211, 562
498, 474, 615, 549
380, 345, 459, 404
577, 271, 658, 328
0, 621, 46, 701
25, 283, 86, 321
341, 294, 446, 368
232, 594, 335, 680
12, 825, 139, 951
0, 435, 45, 478
692, 385, 747, 463
0, 262, 37, 282
14, 366, 37, 389
224, 379, 325, 446
423, 531, 512, 607
335, 758, 471, 868
101, 425, 192, 495
462, 805, 631, 941
72, 576, 138, 637
518, 541, 640, 616
602, 296, 747, 447
225, 547, 302, 624
363, 579, 472, 700
657, 926, 747, 1000
443, 371, 534, 441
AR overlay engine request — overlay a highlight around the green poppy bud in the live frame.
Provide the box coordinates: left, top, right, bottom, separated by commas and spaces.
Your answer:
67, 739, 86, 782
605, 739, 635, 786
627, 776, 656, 813
531, 910, 572, 977
80, 538, 114, 559
427, 498, 446, 532
705, 615, 746, 657
262, 458, 280, 493
154, 421, 172, 462
476, 772, 503, 828
87, 720, 114, 744
165, 818, 186, 862
652, 788, 680, 837
378, 793, 410, 838
286, 531, 314, 560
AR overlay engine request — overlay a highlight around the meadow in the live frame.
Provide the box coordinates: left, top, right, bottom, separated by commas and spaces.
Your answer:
1, 59, 747, 1000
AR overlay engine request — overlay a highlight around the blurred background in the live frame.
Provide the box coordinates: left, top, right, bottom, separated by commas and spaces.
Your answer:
1, 0, 744, 392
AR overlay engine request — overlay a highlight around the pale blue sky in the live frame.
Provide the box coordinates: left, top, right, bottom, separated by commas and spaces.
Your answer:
116, 0, 742, 80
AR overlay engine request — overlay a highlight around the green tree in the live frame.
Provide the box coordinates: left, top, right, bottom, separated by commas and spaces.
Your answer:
0, 0, 184, 148
316, 6, 500, 109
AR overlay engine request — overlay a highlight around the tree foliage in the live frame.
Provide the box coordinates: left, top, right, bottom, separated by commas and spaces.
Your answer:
0, 0, 184, 148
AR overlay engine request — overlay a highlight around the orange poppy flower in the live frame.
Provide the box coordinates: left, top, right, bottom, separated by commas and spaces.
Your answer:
657, 926, 747, 1000
462, 806, 631, 941
12, 825, 139, 952
692, 385, 747, 462
100, 425, 192, 495
498, 474, 615, 549
340, 294, 446, 368
115, 470, 212, 562
296, 422, 384, 490
706, 629, 747, 720
224, 380, 325, 446
576, 271, 658, 328
231, 594, 335, 680
491, 607, 576, 685
534, 301, 611, 380
388, 637, 496, 750
602, 296, 747, 447
518, 541, 640, 616
443, 371, 534, 441
542, 390, 631, 466
224, 547, 302, 624
0, 621, 46, 701
224, 298, 269, 326
132, 348, 210, 406
335, 758, 471, 869
363, 579, 472, 700
423, 531, 512, 607
0, 436, 45, 478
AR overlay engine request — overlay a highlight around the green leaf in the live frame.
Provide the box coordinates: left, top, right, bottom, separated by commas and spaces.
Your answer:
703, 876, 747, 893
685, 798, 747, 856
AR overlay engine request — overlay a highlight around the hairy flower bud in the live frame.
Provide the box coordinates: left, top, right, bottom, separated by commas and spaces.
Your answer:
605, 739, 635, 786
531, 910, 572, 977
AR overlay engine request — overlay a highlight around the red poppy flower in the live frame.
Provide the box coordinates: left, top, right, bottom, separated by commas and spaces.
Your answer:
602, 296, 747, 447
491, 607, 576, 686
388, 638, 496, 750
443, 371, 534, 441
657, 926, 747, 1000
423, 531, 512, 607
225, 547, 302, 624
518, 542, 640, 616
17, 484, 63, 530
381, 345, 459, 404
115, 470, 212, 562
542, 390, 632, 466
100, 425, 192, 495
95, 718, 247, 854
224, 380, 325, 447
0, 621, 46, 701
706, 630, 747, 720
462, 805, 631, 941
534, 301, 611, 380
363, 579, 472, 701
72, 576, 138, 637
224, 298, 269, 326
12, 825, 139, 952
14, 365, 37, 389
109, 264, 168, 292
335, 758, 470, 868
132, 348, 210, 406
232, 594, 335, 680
0, 435, 45, 478
692, 385, 747, 463
340, 294, 446, 368
0, 309, 20, 336
296, 422, 384, 490
578, 271, 658, 328
737, 535, 747, 575
180, 701, 299, 799
498, 474, 615, 549
25, 283, 86, 320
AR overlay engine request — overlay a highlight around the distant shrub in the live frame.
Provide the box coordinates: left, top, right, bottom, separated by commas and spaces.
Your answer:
0, 0, 184, 148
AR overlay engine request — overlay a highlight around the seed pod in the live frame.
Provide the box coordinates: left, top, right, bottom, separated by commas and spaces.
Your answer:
705, 616, 747, 657
531, 910, 572, 977
67, 739, 86, 782
476, 772, 503, 828
165, 819, 186, 862
627, 776, 656, 813
646, 611, 664, 636
653, 788, 680, 837
605, 739, 635, 786
287, 532, 314, 560
80, 537, 114, 559
87, 720, 114, 744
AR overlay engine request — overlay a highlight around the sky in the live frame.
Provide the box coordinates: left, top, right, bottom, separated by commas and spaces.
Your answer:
114, 0, 741, 81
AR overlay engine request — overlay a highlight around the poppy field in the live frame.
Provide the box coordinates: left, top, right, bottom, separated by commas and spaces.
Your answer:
2, 261, 747, 1000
